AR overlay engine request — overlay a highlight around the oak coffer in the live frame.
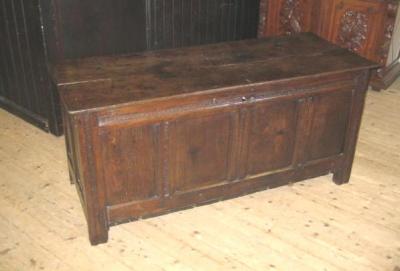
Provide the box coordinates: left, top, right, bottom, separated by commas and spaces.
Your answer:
56, 33, 378, 245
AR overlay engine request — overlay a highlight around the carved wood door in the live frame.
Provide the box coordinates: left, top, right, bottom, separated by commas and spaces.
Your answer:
258, 0, 313, 37
259, 0, 399, 67
313, 0, 388, 63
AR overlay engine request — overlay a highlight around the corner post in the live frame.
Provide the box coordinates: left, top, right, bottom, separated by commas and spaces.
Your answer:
333, 70, 371, 185
79, 112, 109, 245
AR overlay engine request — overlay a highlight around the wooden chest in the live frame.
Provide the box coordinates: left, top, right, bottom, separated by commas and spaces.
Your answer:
56, 33, 377, 245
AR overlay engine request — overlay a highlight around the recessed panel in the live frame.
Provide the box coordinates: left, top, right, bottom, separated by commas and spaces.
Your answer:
171, 111, 236, 193
246, 99, 298, 175
308, 89, 352, 160
100, 124, 160, 205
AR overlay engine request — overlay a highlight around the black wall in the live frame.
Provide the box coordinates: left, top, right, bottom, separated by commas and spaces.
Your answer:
54, 0, 260, 59
1, 0, 260, 135
146, 0, 260, 50
0, 0, 56, 132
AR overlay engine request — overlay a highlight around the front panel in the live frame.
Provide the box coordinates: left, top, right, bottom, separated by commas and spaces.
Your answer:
99, 124, 162, 205
96, 100, 241, 206
246, 99, 298, 176
169, 109, 239, 194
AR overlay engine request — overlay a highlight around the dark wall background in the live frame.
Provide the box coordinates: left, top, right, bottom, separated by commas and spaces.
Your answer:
54, 0, 260, 59
56, 0, 147, 59
0, 0, 55, 131
0, 0, 260, 135
146, 0, 260, 50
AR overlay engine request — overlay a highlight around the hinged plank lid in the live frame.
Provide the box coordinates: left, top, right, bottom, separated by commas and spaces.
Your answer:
55, 33, 378, 113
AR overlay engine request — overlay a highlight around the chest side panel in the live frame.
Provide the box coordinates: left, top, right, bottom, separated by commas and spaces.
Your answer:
307, 88, 353, 161
99, 123, 163, 205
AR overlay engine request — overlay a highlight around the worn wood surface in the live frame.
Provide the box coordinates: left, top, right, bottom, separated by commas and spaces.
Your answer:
258, 0, 400, 91
0, 78, 400, 269
56, 33, 377, 244
259, 0, 399, 64
1, 0, 260, 135
56, 33, 375, 112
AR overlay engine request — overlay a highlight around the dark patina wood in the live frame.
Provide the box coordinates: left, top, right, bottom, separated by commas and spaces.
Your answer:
1, 0, 260, 135
258, 0, 400, 91
56, 33, 378, 245
0, 0, 61, 134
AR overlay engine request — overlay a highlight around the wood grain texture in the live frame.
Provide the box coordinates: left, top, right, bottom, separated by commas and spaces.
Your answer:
258, 0, 314, 37
56, 34, 377, 244
246, 99, 297, 175
258, 0, 400, 90
1, 0, 260, 135
0, 78, 399, 270
56, 33, 375, 112
259, 0, 399, 64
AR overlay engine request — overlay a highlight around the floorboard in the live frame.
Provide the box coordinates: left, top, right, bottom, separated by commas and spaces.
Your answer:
0, 79, 399, 271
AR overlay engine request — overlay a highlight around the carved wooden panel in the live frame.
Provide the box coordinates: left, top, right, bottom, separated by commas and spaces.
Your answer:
336, 10, 368, 53
258, 0, 313, 36
280, 0, 304, 35
313, 0, 389, 63
259, 0, 399, 66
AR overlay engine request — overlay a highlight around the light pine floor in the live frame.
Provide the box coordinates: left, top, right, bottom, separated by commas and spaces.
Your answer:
0, 79, 400, 271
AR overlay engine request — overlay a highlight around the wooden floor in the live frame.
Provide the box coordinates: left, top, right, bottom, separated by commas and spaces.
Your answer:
1, 79, 400, 271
